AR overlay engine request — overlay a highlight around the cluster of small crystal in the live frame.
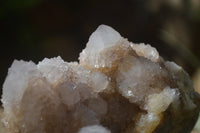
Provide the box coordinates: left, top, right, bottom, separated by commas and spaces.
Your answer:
2, 25, 200, 133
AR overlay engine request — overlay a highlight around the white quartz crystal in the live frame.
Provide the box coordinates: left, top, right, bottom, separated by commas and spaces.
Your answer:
145, 87, 179, 113
1, 25, 200, 133
130, 43, 160, 62
116, 55, 169, 105
135, 87, 179, 133
2, 60, 39, 106
78, 125, 111, 133
87, 25, 122, 52
37, 56, 69, 84
79, 25, 130, 70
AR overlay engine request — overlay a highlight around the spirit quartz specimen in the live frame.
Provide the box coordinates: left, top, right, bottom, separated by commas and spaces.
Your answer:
1, 25, 200, 133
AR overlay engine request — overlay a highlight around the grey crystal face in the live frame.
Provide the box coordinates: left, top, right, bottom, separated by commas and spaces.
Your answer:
1, 25, 200, 133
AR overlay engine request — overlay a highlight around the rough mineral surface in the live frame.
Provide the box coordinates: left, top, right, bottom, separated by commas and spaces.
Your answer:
1, 25, 200, 133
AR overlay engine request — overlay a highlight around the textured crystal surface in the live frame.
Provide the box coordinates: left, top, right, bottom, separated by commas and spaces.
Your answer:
1, 25, 200, 133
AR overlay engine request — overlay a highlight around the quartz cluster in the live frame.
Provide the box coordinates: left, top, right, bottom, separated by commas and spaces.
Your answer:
1, 25, 200, 133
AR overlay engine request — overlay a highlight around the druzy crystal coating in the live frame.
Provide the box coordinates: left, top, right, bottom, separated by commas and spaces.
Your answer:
1, 25, 200, 133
